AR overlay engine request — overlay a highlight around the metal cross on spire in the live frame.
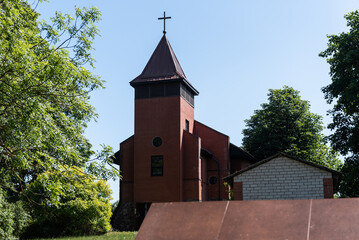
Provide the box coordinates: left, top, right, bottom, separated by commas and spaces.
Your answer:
158, 11, 171, 34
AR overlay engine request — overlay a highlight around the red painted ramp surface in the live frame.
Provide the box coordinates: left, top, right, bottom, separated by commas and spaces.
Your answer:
135, 198, 359, 240
310, 198, 359, 240
219, 199, 310, 240
135, 201, 228, 240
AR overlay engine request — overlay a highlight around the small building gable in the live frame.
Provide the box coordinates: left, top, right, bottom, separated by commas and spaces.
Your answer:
225, 153, 341, 200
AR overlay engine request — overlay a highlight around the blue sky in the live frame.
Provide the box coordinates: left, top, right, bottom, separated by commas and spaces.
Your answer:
36, 0, 359, 201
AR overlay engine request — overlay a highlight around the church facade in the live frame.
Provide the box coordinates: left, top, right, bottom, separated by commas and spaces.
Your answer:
112, 34, 256, 230
111, 34, 340, 230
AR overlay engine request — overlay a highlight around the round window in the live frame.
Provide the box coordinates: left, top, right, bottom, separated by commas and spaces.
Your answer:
209, 176, 218, 185
152, 137, 162, 147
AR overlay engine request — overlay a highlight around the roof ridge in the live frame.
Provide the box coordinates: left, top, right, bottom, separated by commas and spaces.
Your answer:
224, 152, 341, 181
166, 36, 187, 79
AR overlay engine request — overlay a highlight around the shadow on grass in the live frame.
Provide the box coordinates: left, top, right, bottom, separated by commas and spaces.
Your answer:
30, 231, 137, 240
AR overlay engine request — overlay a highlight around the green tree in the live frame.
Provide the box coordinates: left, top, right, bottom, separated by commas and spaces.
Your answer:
337, 156, 359, 197
0, 0, 118, 237
22, 167, 112, 238
320, 10, 359, 196
320, 10, 359, 156
242, 86, 341, 170
0, 0, 117, 194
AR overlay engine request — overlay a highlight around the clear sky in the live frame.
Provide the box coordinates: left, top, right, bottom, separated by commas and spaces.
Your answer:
36, 0, 359, 202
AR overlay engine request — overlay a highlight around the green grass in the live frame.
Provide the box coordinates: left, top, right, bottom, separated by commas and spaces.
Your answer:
32, 231, 137, 240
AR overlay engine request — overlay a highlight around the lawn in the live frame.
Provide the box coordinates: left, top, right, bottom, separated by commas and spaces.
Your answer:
32, 231, 137, 240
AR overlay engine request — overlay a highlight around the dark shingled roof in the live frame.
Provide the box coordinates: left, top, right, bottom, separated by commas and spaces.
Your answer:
229, 143, 257, 163
130, 34, 198, 95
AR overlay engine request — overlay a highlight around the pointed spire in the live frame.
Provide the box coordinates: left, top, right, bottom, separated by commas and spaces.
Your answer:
130, 35, 198, 95
131, 35, 186, 83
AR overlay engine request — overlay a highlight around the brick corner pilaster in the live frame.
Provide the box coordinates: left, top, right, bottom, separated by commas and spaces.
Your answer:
323, 178, 334, 199
233, 181, 243, 200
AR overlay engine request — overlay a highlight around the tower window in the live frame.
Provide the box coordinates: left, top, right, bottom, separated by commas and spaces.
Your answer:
185, 120, 189, 131
180, 84, 194, 106
151, 155, 163, 176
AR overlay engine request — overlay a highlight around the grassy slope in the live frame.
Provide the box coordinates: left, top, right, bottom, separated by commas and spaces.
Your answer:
32, 232, 137, 240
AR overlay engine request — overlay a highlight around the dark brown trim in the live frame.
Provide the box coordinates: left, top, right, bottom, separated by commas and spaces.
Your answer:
120, 135, 134, 145
229, 143, 257, 163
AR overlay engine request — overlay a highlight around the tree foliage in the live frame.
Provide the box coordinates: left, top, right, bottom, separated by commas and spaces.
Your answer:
320, 10, 359, 156
0, 189, 29, 239
242, 86, 341, 170
0, 0, 117, 192
22, 167, 112, 238
338, 155, 359, 197
0, 0, 118, 237
320, 10, 359, 197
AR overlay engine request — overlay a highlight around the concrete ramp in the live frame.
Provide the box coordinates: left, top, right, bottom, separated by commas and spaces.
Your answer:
135, 198, 359, 240
136, 201, 228, 239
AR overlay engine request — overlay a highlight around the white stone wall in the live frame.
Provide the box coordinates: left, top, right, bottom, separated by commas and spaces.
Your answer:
233, 156, 332, 200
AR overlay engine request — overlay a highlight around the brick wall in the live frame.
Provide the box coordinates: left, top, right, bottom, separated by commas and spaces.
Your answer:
183, 130, 202, 201
233, 182, 243, 200
323, 178, 334, 198
194, 121, 230, 200
233, 156, 332, 200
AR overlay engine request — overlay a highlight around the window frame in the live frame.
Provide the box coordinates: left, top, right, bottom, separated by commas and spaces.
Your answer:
185, 119, 189, 131
151, 155, 164, 176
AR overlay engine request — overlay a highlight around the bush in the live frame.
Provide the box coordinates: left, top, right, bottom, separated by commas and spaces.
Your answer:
22, 167, 113, 238
112, 200, 119, 214
0, 190, 29, 239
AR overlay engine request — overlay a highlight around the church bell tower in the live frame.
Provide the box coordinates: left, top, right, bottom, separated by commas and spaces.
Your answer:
130, 33, 199, 203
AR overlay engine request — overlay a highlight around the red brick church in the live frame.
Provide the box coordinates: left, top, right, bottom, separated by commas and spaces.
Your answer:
111, 33, 257, 229
111, 32, 341, 230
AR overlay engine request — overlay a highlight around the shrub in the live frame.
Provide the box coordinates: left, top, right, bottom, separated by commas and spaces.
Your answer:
22, 167, 112, 238
0, 190, 29, 239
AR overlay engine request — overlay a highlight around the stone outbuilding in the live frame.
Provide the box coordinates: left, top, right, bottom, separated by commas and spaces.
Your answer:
224, 153, 341, 201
